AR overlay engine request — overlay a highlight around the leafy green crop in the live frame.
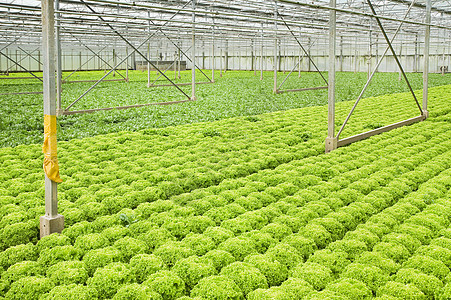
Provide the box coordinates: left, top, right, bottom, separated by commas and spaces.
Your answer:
1, 70, 450, 148
0, 84, 450, 299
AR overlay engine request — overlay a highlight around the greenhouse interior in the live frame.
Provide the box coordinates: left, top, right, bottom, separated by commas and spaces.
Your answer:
0, 0, 451, 299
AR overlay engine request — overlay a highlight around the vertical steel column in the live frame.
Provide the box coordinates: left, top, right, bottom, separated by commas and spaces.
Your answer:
174, 48, 177, 80
279, 40, 282, 73
307, 37, 312, 72
414, 34, 418, 72
273, 1, 278, 93
191, 0, 196, 100
441, 24, 445, 76
422, 0, 431, 118
375, 34, 379, 72
125, 47, 129, 82
354, 37, 358, 73
253, 40, 256, 76
211, 25, 215, 82
55, 0, 62, 115
260, 25, 264, 80
202, 41, 205, 70
238, 45, 241, 70
178, 40, 181, 79
5, 48, 8, 75
40, 0, 64, 238
147, 43, 151, 86
298, 28, 301, 78
368, 26, 372, 79
225, 39, 228, 72
156, 42, 160, 75
326, 0, 337, 153
147, 11, 150, 86
220, 48, 223, 77
339, 35, 343, 72
398, 42, 403, 80
112, 49, 116, 76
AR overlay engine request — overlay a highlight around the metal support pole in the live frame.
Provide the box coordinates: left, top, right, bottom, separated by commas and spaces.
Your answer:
178, 43, 181, 79
211, 25, 215, 82
253, 40, 256, 76
225, 39, 228, 72
368, 26, 372, 79
273, 1, 278, 93
5, 48, 8, 75
260, 25, 264, 80
202, 41, 205, 70
279, 40, 282, 73
55, 0, 62, 115
339, 36, 343, 72
147, 10, 150, 86
126, 47, 129, 82
442, 33, 446, 76
174, 50, 177, 80
375, 34, 379, 72
156, 45, 160, 75
112, 49, 116, 77
238, 45, 241, 70
78, 52, 82, 71
423, 0, 431, 118
191, 0, 196, 100
307, 37, 312, 72
220, 48, 223, 77
40, 0, 64, 238
398, 42, 403, 81
354, 37, 358, 73
414, 34, 418, 72
326, 0, 337, 153
147, 43, 150, 87
298, 28, 301, 78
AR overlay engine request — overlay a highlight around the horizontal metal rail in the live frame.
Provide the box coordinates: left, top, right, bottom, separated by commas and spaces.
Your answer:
148, 81, 213, 88
337, 115, 425, 147
0, 91, 43, 95
276, 85, 328, 94
62, 98, 195, 115
62, 78, 126, 84
0, 76, 43, 80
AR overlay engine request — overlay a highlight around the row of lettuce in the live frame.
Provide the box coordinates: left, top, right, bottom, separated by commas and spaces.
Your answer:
1, 86, 446, 236
0, 86, 450, 299
2, 71, 451, 148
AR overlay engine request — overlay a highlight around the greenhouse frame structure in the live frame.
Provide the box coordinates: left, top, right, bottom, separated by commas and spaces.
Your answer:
0, 0, 450, 236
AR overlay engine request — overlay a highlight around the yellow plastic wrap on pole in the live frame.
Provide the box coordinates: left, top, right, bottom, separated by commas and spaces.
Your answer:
43, 114, 63, 183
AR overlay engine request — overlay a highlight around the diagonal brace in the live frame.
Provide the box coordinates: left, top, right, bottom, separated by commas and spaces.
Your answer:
150, 45, 192, 86
336, 0, 417, 139
80, 0, 189, 99
277, 13, 328, 85
278, 37, 319, 90
70, 33, 126, 80
65, 0, 192, 111
63, 46, 108, 82
0, 51, 43, 82
366, 0, 422, 114
150, 19, 211, 82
